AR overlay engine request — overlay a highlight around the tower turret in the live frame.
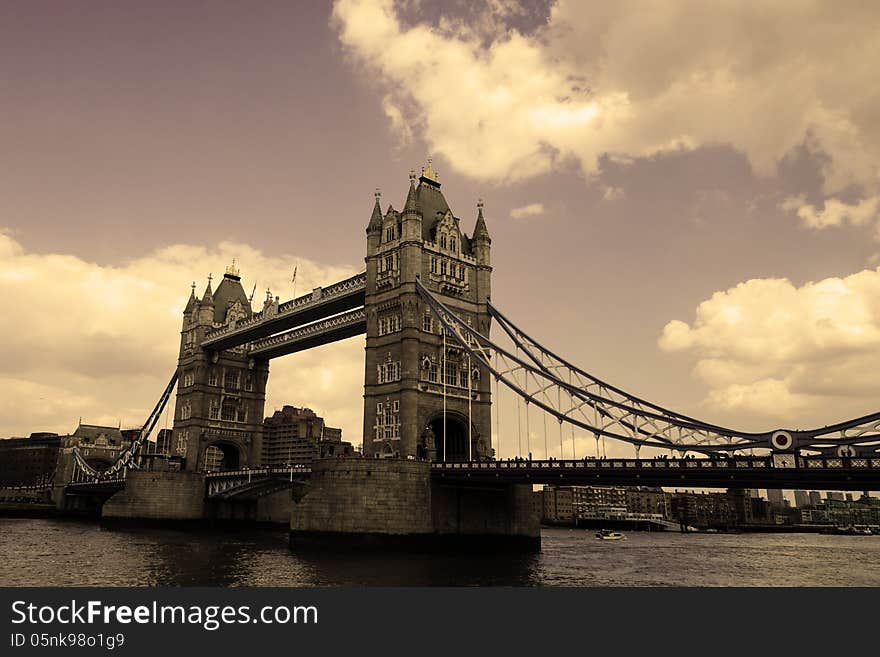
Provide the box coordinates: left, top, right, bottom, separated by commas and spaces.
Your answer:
198, 275, 215, 324
472, 199, 491, 266
400, 170, 422, 244
367, 189, 383, 234
472, 199, 492, 306
183, 282, 198, 314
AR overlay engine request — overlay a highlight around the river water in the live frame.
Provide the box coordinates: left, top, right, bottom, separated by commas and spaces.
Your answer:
2, 519, 879, 586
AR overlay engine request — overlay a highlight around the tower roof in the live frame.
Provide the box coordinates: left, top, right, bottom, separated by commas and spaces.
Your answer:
201, 276, 214, 306
184, 282, 198, 313
367, 189, 383, 234
416, 180, 452, 240
404, 174, 420, 214
213, 269, 253, 324
473, 199, 491, 243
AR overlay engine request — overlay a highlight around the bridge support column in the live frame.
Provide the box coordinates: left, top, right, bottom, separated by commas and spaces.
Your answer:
289, 459, 540, 551
102, 471, 206, 521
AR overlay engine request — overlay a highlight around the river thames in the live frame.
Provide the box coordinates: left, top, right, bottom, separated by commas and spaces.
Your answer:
2, 519, 879, 586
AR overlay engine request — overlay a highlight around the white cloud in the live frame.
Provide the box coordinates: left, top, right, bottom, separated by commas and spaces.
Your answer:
659, 271, 880, 422
509, 202, 545, 219
332, 0, 880, 203
782, 194, 880, 231
0, 232, 364, 443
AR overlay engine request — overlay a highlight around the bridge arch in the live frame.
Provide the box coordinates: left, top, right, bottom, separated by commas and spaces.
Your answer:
203, 442, 241, 472
425, 411, 477, 463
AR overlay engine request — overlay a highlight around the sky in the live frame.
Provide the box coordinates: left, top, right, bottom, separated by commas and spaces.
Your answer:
2, 1, 880, 460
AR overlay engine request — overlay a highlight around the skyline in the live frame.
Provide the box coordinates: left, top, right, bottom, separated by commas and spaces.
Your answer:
3, 1, 880, 453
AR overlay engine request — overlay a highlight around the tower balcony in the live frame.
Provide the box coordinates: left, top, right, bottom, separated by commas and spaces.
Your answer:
429, 271, 469, 295
376, 269, 400, 290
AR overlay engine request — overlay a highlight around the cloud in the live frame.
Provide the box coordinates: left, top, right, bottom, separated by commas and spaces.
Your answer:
381, 94, 414, 146
0, 232, 364, 443
782, 194, 880, 231
332, 0, 880, 205
659, 271, 880, 423
509, 202, 545, 219
602, 186, 625, 201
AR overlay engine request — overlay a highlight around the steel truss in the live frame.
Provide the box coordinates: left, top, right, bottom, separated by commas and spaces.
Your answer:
416, 281, 880, 456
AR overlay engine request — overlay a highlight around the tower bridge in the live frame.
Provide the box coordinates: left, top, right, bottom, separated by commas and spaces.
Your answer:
6, 159, 880, 549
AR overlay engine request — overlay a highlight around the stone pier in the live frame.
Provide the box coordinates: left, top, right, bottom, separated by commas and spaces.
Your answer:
289, 459, 540, 551
102, 471, 206, 521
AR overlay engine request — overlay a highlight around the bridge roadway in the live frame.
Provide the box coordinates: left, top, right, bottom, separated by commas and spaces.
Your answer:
431, 456, 880, 491
61, 454, 880, 501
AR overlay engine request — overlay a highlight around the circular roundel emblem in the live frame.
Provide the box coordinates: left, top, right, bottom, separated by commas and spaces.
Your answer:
837, 445, 857, 458
770, 430, 794, 451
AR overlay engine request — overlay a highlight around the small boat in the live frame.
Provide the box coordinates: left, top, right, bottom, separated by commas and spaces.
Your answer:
595, 529, 625, 541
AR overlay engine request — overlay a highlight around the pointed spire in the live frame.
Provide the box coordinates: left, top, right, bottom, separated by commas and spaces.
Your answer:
404, 172, 420, 214
202, 274, 214, 305
184, 281, 198, 313
367, 188, 383, 234
473, 198, 490, 243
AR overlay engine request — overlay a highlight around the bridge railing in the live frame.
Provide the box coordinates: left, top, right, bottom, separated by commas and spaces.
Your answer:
204, 465, 311, 479
430, 456, 880, 470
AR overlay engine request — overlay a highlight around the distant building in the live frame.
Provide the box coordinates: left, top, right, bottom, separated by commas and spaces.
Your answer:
573, 485, 627, 514
65, 424, 131, 472
530, 490, 544, 521
261, 406, 351, 467
793, 490, 811, 508
827, 491, 845, 502
0, 433, 62, 486
726, 488, 755, 524
809, 491, 822, 507
669, 490, 738, 528
542, 486, 574, 523
766, 489, 785, 509
626, 487, 669, 519
154, 428, 172, 456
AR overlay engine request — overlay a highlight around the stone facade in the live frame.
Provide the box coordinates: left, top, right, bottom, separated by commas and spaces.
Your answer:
363, 163, 493, 462
173, 266, 269, 472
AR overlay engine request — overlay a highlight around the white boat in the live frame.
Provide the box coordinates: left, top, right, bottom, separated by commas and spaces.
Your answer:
595, 529, 625, 540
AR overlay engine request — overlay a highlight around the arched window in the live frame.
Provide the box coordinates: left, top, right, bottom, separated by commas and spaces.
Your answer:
440, 235, 447, 249
450, 238, 457, 252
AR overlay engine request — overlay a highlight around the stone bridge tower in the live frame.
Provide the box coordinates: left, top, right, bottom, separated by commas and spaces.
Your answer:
172, 263, 269, 472
363, 160, 493, 461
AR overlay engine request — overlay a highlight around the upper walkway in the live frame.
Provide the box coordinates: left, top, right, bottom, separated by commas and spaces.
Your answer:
201, 272, 366, 351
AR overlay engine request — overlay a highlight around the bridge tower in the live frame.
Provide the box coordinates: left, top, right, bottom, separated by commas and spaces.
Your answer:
172, 264, 269, 472
363, 160, 493, 461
